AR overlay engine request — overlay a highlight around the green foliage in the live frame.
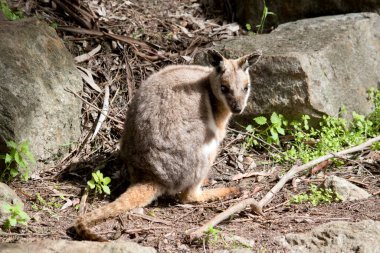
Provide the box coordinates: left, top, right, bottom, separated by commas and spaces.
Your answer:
256, 0, 275, 34
2, 203, 30, 229
245, 112, 288, 147
245, 89, 380, 164
33, 192, 62, 219
245, 23, 255, 36
0, 1, 23, 21
50, 22, 58, 29
204, 226, 221, 243
0, 140, 35, 182
372, 142, 380, 150
367, 88, 380, 133
35, 192, 47, 206
87, 170, 111, 195
290, 184, 343, 206
245, 0, 275, 35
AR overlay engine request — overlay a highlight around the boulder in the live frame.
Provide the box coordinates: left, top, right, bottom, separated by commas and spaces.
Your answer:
201, 13, 380, 121
0, 18, 82, 167
277, 220, 380, 253
324, 175, 371, 201
201, 0, 380, 31
0, 239, 157, 253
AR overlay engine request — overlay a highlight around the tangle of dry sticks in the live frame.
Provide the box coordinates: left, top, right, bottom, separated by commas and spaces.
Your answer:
188, 135, 380, 239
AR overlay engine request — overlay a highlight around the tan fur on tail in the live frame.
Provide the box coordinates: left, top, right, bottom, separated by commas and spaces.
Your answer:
75, 182, 164, 241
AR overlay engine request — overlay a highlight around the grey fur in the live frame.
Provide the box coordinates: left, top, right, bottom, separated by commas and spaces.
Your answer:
120, 52, 261, 195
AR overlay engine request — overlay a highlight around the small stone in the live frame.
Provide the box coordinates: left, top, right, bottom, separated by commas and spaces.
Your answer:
324, 175, 371, 201
223, 234, 255, 248
131, 207, 145, 215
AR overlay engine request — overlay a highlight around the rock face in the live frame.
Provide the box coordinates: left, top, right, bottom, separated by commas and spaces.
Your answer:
0, 18, 82, 166
201, 0, 380, 31
0, 240, 157, 253
277, 220, 380, 253
205, 13, 380, 121
324, 175, 371, 201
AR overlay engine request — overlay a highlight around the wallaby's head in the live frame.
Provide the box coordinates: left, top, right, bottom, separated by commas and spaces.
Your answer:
208, 50, 261, 114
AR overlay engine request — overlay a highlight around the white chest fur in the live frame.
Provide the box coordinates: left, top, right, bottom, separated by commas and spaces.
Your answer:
202, 138, 219, 158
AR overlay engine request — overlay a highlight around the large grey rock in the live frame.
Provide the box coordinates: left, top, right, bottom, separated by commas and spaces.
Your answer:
0, 182, 23, 224
0, 18, 82, 166
277, 220, 380, 253
202, 13, 380, 121
215, 250, 252, 253
201, 0, 380, 31
0, 239, 157, 253
324, 175, 371, 201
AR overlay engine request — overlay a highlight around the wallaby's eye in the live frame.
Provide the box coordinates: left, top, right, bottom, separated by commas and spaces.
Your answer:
221, 85, 229, 94
243, 87, 249, 93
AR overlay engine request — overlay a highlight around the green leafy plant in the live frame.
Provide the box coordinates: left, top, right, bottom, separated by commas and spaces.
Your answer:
245, 0, 275, 34
245, 112, 288, 148
204, 226, 221, 243
256, 0, 275, 34
245, 23, 255, 36
245, 89, 380, 164
35, 192, 47, 206
87, 170, 111, 195
367, 88, 380, 133
0, 1, 23, 21
50, 22, 58, 29
2, 203, 30, 229
0, 140, 35, 182
290, 184, 343, 206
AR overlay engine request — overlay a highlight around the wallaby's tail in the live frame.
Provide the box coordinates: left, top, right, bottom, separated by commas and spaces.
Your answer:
75, 182, 164, 241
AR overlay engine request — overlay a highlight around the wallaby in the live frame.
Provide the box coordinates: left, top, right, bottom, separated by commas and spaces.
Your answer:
75, 50, 262, 241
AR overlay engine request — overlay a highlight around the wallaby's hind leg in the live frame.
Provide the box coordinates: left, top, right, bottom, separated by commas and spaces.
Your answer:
76, 182, 164, 241
180, 182, 241, 203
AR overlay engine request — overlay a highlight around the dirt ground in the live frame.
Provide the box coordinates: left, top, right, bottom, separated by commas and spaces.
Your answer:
1, 0, 380, 252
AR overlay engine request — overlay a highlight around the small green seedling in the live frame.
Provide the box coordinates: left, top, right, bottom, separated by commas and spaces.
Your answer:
290, 184, 343, 206
87, 170, 111, 195
256, 0, 275, 34
0, 140, 35, 182
50, 22, 58, 29
2, 203, 30, 229
0, 1, 23, 20
204, 226, 221, 243
245, 112, 288, 147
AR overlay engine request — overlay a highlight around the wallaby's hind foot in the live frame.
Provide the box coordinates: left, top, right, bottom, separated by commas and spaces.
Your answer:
75, 182, 164, 241
180, 183, 242, 203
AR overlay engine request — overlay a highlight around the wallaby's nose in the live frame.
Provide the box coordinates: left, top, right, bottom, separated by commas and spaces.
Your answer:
231, 105, 242, 114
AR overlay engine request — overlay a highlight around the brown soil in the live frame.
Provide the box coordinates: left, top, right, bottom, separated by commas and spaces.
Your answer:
1, 0, 379, 252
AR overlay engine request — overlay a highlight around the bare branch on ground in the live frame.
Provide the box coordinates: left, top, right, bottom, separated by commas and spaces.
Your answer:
189, 135, 380, 239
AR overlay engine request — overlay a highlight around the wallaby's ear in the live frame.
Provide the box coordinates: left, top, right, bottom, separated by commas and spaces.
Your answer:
237, 50, 262, 71
207, 50, 225, 72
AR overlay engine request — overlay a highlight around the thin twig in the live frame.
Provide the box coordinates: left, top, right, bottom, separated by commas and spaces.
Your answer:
188, 135, 380, 239
129, 213, 172, 225
78, 188, 89, 216
65, 88, 124, 126
91, 84, 110, 141
228, 127, 283, 154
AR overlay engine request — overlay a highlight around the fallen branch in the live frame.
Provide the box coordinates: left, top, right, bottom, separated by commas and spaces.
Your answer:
188, 135, 380, 239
